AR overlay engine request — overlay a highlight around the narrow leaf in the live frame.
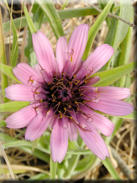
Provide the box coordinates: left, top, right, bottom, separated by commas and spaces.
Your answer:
0, 101, 29, 112
23, 5, 37, 34
112, 0, 132, 50
64, 139, 85, 179
0, 120, 6, 127
28, 173, 50, 180
25, 2, 44, 66
102, 157, 121, 180
82, 0, 114, 60
10, 19, 18, 67
3, 7, 100, 33
0, 133, 49, 163
0, 10, 9, 102
32, 3, 45, 30
92, 61, 135, 87
4, 0, 18, 67
106, 0, 133, 68
117, 13, 133, 87
0, 63, 21, 83
75, 154, 96, 173
36, 0, 64, 39
50, 156, 57, 180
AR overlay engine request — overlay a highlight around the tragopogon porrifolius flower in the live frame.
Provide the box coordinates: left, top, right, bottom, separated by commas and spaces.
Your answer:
5, 24, 133, 163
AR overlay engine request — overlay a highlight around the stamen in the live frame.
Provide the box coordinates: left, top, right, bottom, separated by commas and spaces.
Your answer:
67, 49, 74, 62
34, 86, 41, 94
95, 88, 107, 98
28, 75, 34, 84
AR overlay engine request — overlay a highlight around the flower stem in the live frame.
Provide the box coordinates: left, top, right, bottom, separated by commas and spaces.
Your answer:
102, 157, 121, 180
50, 155, 57, 180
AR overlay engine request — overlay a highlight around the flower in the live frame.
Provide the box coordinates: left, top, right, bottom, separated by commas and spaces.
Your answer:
5, 24, 133, 163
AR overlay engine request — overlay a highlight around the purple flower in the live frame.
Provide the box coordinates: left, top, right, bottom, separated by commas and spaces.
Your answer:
5, 24, 133, 163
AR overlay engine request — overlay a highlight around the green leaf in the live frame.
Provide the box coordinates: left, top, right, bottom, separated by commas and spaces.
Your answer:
75, 154, 96, 173
106, 0, 133, 68
61, 0, 69, 10
28, 173, 50, 180
97, 0, 115, 27
105, 9, 119, 46
0, 120, 6, 127
36, 0, 64, 39
64, 139, 85, 179
32, 138, 40, 152
92, 61, 135, 87
0, 101, 29, 112
0, 63, 21, 83
113, 0, 132, 50
10, 18, 18, 67
102, 157, 121, 180
4, 0, 18, 67
50, 156, 57, 180
117, 17, 133, 87
105, 117, 124, 144
3, 7, 100, 33
0, 133, 49, 163
0, 10, 9, 102
23, 5, 37, 34
32, 2, 45, 30
25, 2, 44, 66
24, 28, 37, 67
82, 0, 114, 60
3, 140, 50, 154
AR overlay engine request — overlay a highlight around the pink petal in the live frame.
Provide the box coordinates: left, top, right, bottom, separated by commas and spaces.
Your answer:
32, 31, 56, 72
5, 105, 37, 129
50, 119, 68, 163
87, 98, 134, 116
91, 112, 114, 136
5, 84, 34, 101
40, 69, 53, 83
68, 24, 89, 72
85, 76, 100, 86
56, 37, 68, 73
33, 64, 43, 79
76, 113, 90, 131
25, 110, 53, 141
68, 120, 78, 141
84, 44, 114, 75
77, 123, 109, 159
13, 63, 42, 84
96, 86, 131, 100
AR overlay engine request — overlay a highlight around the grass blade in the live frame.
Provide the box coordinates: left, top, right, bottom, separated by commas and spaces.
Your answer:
0, 63, 21, 83
3, 7, 99, 33
0, 101, 29, 112
106, 0, 133, 68
0, 10, 9, 102
102, 157, 121, 180
36, 0, 64, 39
23, 5, 37, 34
93, 61, 135, 87
82, 0, 114, 60
10, 18, 18, 67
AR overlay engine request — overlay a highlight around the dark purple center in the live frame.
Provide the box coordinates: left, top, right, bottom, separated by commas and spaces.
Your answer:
42, 73, 84, 118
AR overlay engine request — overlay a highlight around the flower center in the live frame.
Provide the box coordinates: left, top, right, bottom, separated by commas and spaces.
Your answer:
56, 88, 72, 102
44, 73, 83, 118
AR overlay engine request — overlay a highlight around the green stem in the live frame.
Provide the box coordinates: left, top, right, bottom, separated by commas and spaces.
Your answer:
102, 157, 121, 180
50, 156, 57, 180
